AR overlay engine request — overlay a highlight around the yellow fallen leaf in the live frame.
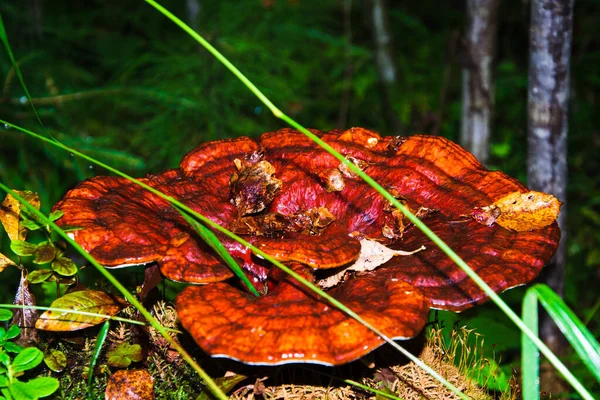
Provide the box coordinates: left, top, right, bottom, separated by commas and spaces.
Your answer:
0, 191, 40, 242
35, 290, 123, 331
0, 252, 17, 274
471, 191, 561, 232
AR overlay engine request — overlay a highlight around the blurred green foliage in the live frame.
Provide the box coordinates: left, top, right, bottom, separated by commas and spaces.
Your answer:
0, 0, 598, 393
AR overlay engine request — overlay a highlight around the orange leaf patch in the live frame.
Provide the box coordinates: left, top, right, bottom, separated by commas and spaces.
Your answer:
471, 191, 561, 232
105, 369, 154, 400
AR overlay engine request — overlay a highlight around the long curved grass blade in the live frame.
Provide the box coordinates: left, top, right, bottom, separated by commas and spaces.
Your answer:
0, 185, 229, 400
141, 3, 593, 399
522, 287, 540, 400
176, 206, 259, 296
88, 320, 110, 399
0, 304, 181, 333
0, 13, 44, 128
523, 284, 600, 400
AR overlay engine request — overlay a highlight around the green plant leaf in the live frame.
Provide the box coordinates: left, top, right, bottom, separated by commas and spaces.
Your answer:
0, 375, 7, 387
4, 325, 20, 341
10, 348, 43, 374
18, 219, 43, 232
32, 242, 56, 265
27, 270, 54, 284
48, 211, 63, 222
43, 349, 66, 373
50, 257, 77, 276
9, 241, 37, 257
8, 377, 59, 399
35, 290, 123, 331
196, 374, 247, 400
0, 310, 12, 321
3, 342, 23, 354
0, 352, 10, 367
106, 343, 143, 368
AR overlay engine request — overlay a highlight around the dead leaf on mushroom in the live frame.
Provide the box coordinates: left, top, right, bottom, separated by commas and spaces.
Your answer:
0, 190, 40, 242
471, 191, 561, 232
318, 239, 425, 289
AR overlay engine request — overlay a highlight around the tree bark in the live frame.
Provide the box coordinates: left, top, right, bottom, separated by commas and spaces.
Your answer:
460, 0, 499, 165
186, 0, 201, 32
527, 0, 573, 369
368, 0, 402, 134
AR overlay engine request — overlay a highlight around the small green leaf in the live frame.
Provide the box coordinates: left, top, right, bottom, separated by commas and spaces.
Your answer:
32, 242, 56, 264
51, 257, 77, 276
3, 342, 23, 354
106, 343, 143, 368
49, 211, 63, 222
0, 352, 10, 367
11, 347, 43, 373
27, 269, 55, 284
43, 349, 66, 373
0, 310, 12, 321
18, 219, 43, 231
9, 377, 59, 399
4, 325, 20, 340
0, 375, 7, 387
9, 241, 37, 257
196, 374, 247, 400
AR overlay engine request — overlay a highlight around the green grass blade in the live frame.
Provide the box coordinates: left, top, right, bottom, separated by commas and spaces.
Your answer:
531, 284, 600, 382
142, 3, 594, 399
88, 320, 110, 399
522, 284, 597, 400
0, 185, 229, 400
0, 304, 181, 334
0, 13, 44, 128
176, 206, 260, 296
522, 288, 540, 400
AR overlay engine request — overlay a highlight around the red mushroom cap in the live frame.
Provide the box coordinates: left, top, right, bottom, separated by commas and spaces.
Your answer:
53, 127, 560, 364
176, 263, 430, 365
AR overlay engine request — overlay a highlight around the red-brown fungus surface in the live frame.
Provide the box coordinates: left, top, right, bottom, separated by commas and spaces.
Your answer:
53, 127, 560, 364
176, 263, 430, 365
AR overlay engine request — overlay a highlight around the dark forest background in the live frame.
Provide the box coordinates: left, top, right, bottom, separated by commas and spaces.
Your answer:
0, 0, 598, 394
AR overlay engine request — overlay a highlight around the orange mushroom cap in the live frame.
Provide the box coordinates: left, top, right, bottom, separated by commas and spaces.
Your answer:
176, 263, 430, 365
53, 127, 560, 364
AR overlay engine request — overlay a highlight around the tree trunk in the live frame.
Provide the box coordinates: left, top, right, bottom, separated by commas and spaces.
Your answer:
460, 0, 500, 165
368, 0, 402, 134
527, 0, 573, 386
186, 0, 201, 32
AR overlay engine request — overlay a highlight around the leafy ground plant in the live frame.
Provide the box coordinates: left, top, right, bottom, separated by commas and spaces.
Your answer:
0, 310, 59, 400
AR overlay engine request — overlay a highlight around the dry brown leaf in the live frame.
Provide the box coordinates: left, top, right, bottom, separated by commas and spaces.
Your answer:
105, 369, 154, 400
11, 270, 39, 345
0, 252, 17, 274
318, 239, 425, 289
0, 191, 40, 242
471, 191, 561, 232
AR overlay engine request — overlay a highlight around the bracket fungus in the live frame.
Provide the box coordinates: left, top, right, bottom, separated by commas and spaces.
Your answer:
53, 127, 560, 365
